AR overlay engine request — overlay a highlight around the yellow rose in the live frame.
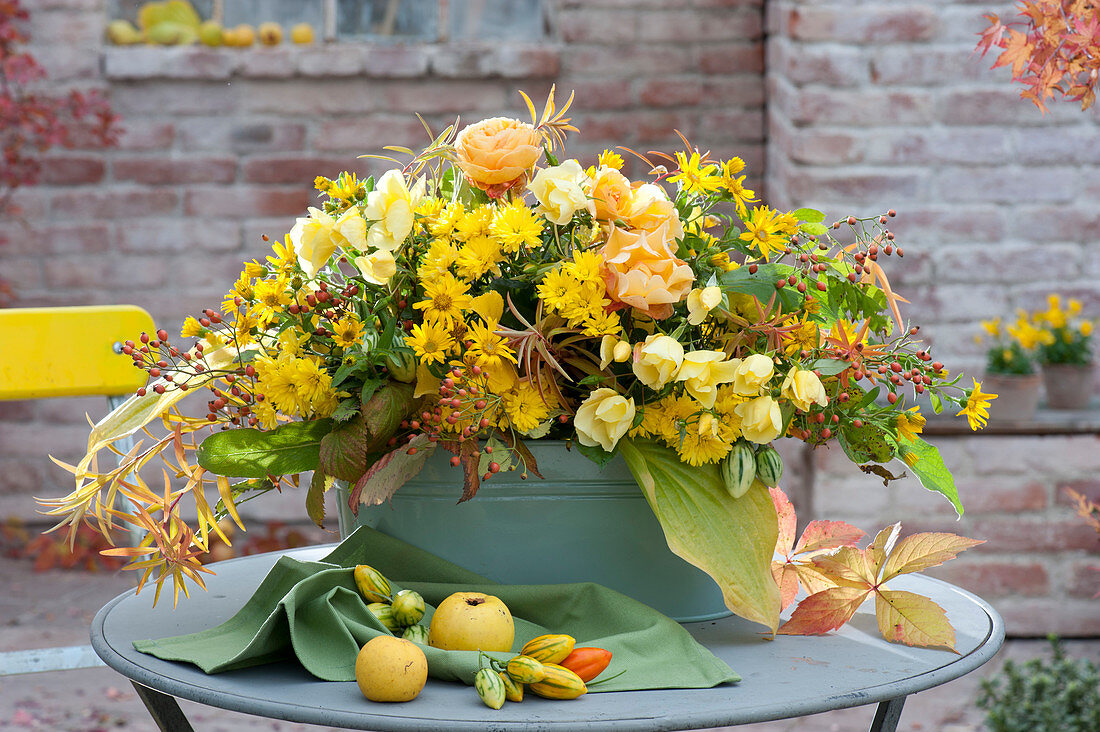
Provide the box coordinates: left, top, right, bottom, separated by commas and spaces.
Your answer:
599, 223, 695, 319
627, 182, 684, 240
364, 169, 423, 251
686, 286, 722, 325
353, 250, 396, 285
732, 353, 775, 396
454, 117, 543, 194
632, 334, 684, 389
676, 350, 740, 408
290, 206, 366, 278
599, 334, 632, 370
781, 367, 829, 411
588, 166, 633, 223
734, 395, 783, 444
530, 160, 594, 225
575, 387, 636, 453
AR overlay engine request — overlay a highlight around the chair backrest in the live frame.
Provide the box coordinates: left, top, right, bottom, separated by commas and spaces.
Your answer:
0, 305, 155, 400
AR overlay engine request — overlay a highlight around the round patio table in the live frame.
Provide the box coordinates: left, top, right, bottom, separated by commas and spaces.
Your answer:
90, 545, 1004, 732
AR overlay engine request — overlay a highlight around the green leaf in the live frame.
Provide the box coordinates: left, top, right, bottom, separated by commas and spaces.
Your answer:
800, 222, 829, 236
362, 381, 415, 438
794, 207, 825, 224
897, 436, 964, 518
331, 398, 360, 424
478, 434, 513, 475
319, 414, 368, 483
197, 420, 333, 479
573, 441, 618, 468
719, 264, 801, 311
810, 358, 849, 376
307, 470, 327, 528
618, 439, 781, 632
856, 386, 881, 409
929, 391, 943, 414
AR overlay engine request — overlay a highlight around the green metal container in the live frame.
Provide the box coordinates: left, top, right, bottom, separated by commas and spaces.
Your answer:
336, 441, 732, 622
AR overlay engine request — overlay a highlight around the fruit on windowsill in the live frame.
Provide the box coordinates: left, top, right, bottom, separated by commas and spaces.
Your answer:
290, 23, 315, 44
224, 24, 255, 47
107, 20, 143, 45
355, 636, 427, 702
428, 592, 514, 652
198, 20, 223, 46
258, 22, 283, 46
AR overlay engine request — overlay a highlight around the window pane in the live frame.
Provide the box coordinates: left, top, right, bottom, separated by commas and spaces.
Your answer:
449, 0, 544, 41
337, 0, 439, 41
222, 0, 325, 28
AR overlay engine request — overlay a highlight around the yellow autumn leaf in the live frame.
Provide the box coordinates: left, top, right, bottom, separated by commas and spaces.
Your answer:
880, 532, 985, 583
875, 589, 958, 652
811, 545, 876, 588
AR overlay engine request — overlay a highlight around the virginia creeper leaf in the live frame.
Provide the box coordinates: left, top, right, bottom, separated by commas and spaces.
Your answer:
771, 487, 798, 556
348, 435, 436, 511
866, 522, 901, 577
619, 438, 781, 632
875, 589, 957, 652
812, 546, 876, 587
880, 532, 985, 583
778, 586, 872, 636
319, 414, 368, 483
197, 419, 332, 478
793, 520, 866, 556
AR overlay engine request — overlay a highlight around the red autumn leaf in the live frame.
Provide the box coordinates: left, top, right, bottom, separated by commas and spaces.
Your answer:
875, 589, 958, 652
777, 586, 872, 636
880, 532, 985, 583
348, 435, 436, 510
793, 520, 866, 556
771, 487, 798, 556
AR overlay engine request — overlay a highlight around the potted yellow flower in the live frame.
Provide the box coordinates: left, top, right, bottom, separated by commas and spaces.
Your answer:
975, 313, 1040, 422
1034, 294, 1094, 409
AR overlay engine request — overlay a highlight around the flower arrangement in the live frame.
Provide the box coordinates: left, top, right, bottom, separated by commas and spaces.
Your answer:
43, 89, 988, 630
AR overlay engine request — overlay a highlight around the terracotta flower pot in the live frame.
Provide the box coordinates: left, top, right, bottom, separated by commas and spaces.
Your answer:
1041, 363, 1095, 410
982, 372, 1041, 423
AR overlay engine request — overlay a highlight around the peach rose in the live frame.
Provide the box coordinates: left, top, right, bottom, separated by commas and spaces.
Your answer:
627, 183, 684, 241
453, 117, 543, 195
599, 223, 695, 320
588, 167, 634, 223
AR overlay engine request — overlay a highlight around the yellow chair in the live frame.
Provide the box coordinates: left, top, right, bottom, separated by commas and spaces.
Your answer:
0, 305, 155, 677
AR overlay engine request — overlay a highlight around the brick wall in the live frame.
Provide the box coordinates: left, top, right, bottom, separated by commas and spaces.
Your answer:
3, 0, 1098, 635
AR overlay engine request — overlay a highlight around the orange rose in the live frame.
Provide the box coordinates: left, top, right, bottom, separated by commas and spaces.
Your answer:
588, 167, 633, 223
599, 223, 695, 320
453, 117, 542, 195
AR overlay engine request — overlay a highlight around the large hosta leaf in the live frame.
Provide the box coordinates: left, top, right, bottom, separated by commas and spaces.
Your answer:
618, 439, 781, 632
197, 419, 332, 478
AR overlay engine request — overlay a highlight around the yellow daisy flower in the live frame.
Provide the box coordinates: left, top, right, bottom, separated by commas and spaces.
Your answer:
467, 319, 518, 370
179, 316, 204, 339
330, 314, 363, 348
598, 149, 624, 170
896, 406, 926, 442
739, 205, 787, 261
406, 317, 456, 366
490, 200, 544, 253
668, 151, 722, 196
956, 379, 997, 431
413, 273, 472, 326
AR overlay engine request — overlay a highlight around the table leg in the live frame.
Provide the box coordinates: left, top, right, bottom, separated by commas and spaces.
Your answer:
130, 681, 195, 732
869, 696, 906, 732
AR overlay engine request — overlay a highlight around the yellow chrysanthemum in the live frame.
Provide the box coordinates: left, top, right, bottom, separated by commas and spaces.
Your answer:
453, 204, 493, 242
180, 316, 204, 339
413, 273, 472, 326
252, 397, 280, 430
782, 316, 820, 357
231, 306, 261, 347
418, 239, 460, 280
537, 267, 575, 311
466, 319, 518, 370
266, 238, 297, 275
583, 308, 622, 337
896, 406, 926, 442
455, 235, 503, 281
252, 277, 291, 324
406, 317, 456, 366
428, 201, 465, 239
243, 259, 266, 279
668, 151, 722, 196
501, 380, 552, 433
957, 379, 997, 431
598, 149, 624, 170
330, 315, 363, 348
739, 206, 787, 261
676, 430, 732, 466
490, 201, 544, 253
565, 250, 603, 284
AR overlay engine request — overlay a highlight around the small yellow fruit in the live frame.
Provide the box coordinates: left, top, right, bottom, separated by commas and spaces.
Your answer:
258, 21, 283, 46
355, 636, 427, 703
106, 19, 142, 45
290, 22, 314, 44
198, 20, 223, 47
233, 24, 255, 47
428, 591, 514, 652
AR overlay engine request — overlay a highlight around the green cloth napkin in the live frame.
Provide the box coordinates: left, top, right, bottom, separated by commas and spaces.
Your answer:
134, 526, 739, 692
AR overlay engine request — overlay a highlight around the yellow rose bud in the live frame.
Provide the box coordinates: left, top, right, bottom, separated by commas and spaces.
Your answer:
632, 334, 684, 389
575, 388, 636, 453
530, 160, 594, 225
364, 169, 423, 251
686, 286, 723, 325
734, 395, 783, 444
732, 353, 775, 396
780, 367, 829, 412
675, 350, 740, 409
353, 250, 397, 285
600, 335, 634, 370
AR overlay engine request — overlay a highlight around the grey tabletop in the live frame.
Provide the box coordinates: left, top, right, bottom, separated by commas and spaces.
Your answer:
90, 545, 1005, 732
